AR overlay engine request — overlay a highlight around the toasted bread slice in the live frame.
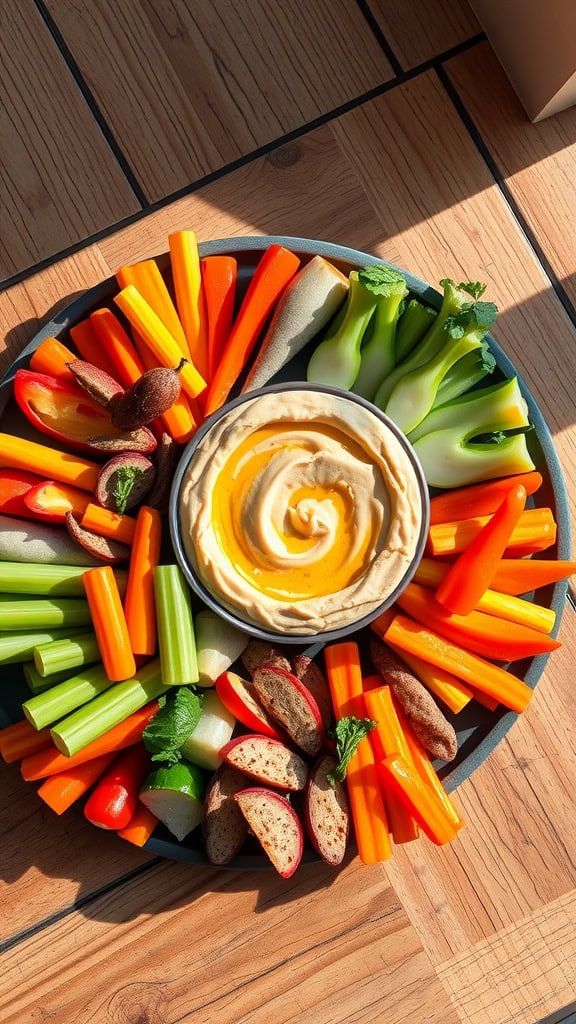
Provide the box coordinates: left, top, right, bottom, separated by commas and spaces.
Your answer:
252, 665, 324, 756
305, 754, 350, 866
234, 787, 304, 877
220, 734, 309, 791
203, 763, 249, 865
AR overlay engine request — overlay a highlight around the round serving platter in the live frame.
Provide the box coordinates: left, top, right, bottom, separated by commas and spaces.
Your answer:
0, 235, 572, 869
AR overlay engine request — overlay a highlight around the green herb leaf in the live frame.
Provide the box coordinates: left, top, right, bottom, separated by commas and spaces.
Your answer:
358, 264, 407, 298
113, 465, 145, 514
444, 300, 498, 339
142, 687, 204, 766
326, 716, 377, 784
457, 281, 487, 299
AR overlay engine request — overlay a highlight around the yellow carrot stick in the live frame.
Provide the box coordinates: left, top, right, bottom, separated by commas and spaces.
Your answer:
387, 643, 472, 714
80, 503, 136, 546
169, 231, 209, 381
0, 433, 99, 491
116, 261, 191, 360
115, 286, 206, 401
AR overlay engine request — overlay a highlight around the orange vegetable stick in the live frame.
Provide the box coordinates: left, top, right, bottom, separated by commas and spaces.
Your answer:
436, 484, 527, 615
0, 719, 52, 763
83, 566, 136, 681
324, 642, 391, 863
396, 582, 561, 661
467, 686, 499, 712
201, 255, 238, 380
363, 685, 420, 844
384, 613, 534, 714
0, 433, 99, 491
169, 231, 209, 379
117, 803, 158, 847
115, 286, 206, 401
131, 330, 197, 444
20, 702, 159, 780
116, 260, 190, 360
379, 754, 459, 845
395, 701, 463, 830
412, 557, 556, 635
385, 642, 472, 714
37, 752, 116, 814
489, 558, 576, 596
80, 503, 136, 546
428, 471, 543, 524
69, 319, 117, 375
427, 507, 557, 558
89, 308, 146, 387
29, 338, 76, 380
203, 244, 300, 416
124, 505, 162, 656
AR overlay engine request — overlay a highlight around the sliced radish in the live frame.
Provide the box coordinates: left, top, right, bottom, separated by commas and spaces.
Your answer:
252, 665, 324, 756
220, 734, 309, 791
234, 787, 304, 878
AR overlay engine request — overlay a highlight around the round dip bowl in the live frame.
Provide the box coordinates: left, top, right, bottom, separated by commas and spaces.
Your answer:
170, 383, 430, 645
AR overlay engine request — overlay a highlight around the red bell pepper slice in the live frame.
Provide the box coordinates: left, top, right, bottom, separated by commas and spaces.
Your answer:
83, 743, 151, 830
13, 368, 128, 454
24, 479, 91, 524
0, 468, 40, 519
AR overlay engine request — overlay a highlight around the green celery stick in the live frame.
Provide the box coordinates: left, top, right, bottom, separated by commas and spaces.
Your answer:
0, 597, 92, 631
23, 662, 78, 695
0, 627, 86, 665
0, 563, 128, 597
34, 631, 101, 677
50, 658, 167, 756
154, 565, 199, 686
23, 663, 113, 731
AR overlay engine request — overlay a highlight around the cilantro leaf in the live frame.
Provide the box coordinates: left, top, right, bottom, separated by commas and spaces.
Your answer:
358, 264, 408, 298
113, 465, 145, 514
457, 281, 487, 299
326, 716, 377, 784
142, 687, 204, 766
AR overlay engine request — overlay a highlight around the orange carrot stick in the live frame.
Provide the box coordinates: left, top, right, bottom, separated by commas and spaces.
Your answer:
124, 505, 162, 656
427, 507, 557, 558
0, 433, 100, 491
37, 753, 116, 814
379, 754, 458, 845
0, 719, 53, 763
363, 685, 420, 844
385, 642, 472, 715
169, 231, 209, 379
490, 558, 576, 596
83, 566, 136, 681
115, 286, 206, 402
394, 702, 462, 829
467, 686, 500, 712
428, 471, 543, 524
80, 503, 136, 546
324, 642, 391, 863
29, 338, 76, 380
116, 260, 190, 360
69, 319, 117, 375
20, 702, 159, 780
117, 803, 158, 846
201, 255, 238, 380
384, 613, 533, 714
89, 308, 146, 387
203, 244, 300, 416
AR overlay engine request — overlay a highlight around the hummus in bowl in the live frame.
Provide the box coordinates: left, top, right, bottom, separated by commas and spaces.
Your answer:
171, 384, 429, 641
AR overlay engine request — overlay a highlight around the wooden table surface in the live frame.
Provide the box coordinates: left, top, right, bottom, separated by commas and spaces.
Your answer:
1, 3, 575, 1022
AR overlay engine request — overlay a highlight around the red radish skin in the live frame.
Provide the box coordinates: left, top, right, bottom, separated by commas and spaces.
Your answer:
215, 671, 285, 740
219, 734, 309, 791
203, 763, 250, 866
252, 665, 324, 756
305, 755, 350, 866
233, 787, 304, 878
291, 654, 335, 732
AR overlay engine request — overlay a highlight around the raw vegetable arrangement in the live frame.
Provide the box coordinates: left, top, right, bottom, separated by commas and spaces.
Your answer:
0, 234, 574, 877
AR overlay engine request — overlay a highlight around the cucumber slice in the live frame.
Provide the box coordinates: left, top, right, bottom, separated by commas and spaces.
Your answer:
195, 609, 249, 687
140, 762, 205, 842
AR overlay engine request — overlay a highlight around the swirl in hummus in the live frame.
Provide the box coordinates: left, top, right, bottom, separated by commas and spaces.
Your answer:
178, 389, 425, 635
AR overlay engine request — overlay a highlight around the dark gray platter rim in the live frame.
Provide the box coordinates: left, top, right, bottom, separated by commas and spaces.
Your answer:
0, 234, 571, 872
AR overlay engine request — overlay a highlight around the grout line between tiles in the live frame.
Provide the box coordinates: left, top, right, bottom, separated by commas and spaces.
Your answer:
435, 65, 576, 331
355, 0, 404, 75
0, 856, 163, 954
33, 0, 149, 208
0, 33, 486, 294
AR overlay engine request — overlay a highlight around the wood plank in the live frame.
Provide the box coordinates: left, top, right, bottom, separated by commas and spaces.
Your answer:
386, 609, 576, 965
44, 0, 394, 202
0, 857, 460, 1024
437, 890, 576, 1024
366, 0, 480, 69
0, 0, 139, 282
0, 246, 112, 378
445, 41, 576, 313
0, 764, 154, 944
328, 71, 576, 528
